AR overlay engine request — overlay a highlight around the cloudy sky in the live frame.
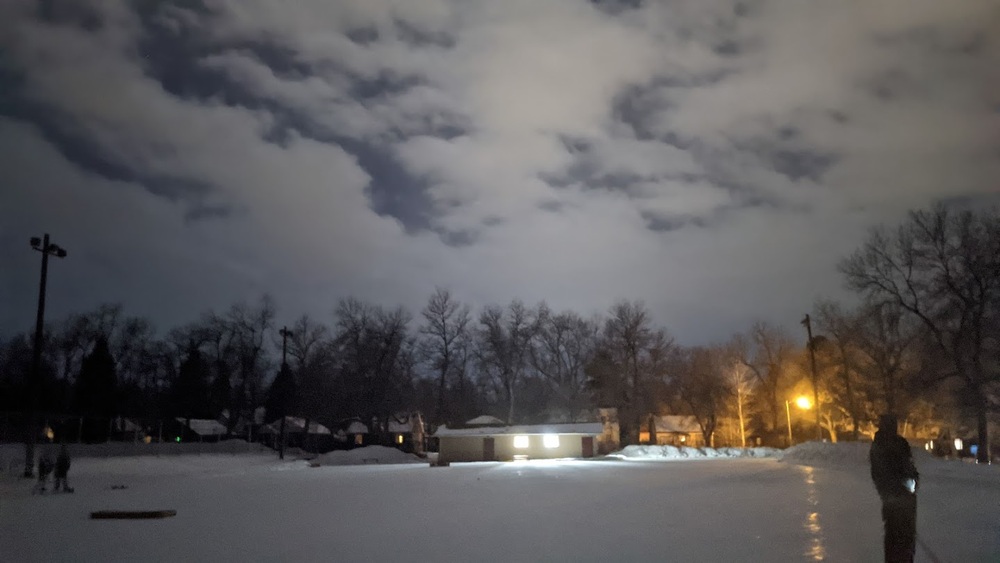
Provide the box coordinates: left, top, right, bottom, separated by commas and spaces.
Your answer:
1, 0, 998, 344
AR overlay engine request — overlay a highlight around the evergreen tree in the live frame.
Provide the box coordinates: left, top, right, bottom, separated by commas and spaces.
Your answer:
172, 344, 212, 420
265, 362, 297, 424
75, 336, 117, 442
209, 368, 231, 419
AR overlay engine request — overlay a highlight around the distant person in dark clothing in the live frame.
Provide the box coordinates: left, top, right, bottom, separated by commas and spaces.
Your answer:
870, 414, 919, 563
32, 451, 54, 494
54, 444, 72, 492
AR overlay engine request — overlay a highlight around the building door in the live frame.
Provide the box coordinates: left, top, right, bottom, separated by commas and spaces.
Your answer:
581, 436, 594, 458
483, 437, 495, 461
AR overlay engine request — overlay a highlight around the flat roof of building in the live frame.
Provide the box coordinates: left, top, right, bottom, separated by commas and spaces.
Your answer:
433, 422, 603, 438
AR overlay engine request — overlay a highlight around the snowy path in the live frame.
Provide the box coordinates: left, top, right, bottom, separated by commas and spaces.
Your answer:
1, 454, 996, 562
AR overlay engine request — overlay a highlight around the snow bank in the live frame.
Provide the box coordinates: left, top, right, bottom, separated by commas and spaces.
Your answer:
780, 441, 992, 480
312, 446, 425, 466
608, 445, 782, 460
781, 441, 872, 468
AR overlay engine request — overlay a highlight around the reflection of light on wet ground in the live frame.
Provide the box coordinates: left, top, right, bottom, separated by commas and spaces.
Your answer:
801, 466, 827, 561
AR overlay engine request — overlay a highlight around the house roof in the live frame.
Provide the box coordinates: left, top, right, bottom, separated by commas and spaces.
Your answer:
387, 420, 412, 433
112, 417, 143, 432
465, 415, 506, 426
652, 415, 702, 434
434, 422, 603, 438
262, 417, 332, 435
177, 418, 228, 436
346, 421, 368, 434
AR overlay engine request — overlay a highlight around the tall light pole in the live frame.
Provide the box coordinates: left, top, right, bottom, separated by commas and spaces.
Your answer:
24, 234, 67, 477
785, 400, 793, 447
801, 314, 822, 442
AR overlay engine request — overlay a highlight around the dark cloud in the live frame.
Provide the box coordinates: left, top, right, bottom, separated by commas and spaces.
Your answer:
1, 0, 996, 345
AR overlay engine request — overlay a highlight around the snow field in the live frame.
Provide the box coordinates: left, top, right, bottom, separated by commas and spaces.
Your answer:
0, 443, 996, 562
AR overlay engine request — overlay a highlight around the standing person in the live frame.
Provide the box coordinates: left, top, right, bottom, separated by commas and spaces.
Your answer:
870, 414, 919, 563
32, 450, 54, 494
54, 444, 72, 492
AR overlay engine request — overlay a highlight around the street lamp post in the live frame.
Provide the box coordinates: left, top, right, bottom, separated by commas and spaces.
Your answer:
785, 400, 793, 447
801, 314, 822, 441
24, 234, 67, 478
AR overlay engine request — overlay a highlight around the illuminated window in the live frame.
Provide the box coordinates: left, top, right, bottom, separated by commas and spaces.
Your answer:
355, 434, 363, 445
543, 434, 559, 448
396, 434, 404, 445
513, 435, 529, 449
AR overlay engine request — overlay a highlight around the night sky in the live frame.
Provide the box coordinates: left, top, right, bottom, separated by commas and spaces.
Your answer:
2, 1, 998, 344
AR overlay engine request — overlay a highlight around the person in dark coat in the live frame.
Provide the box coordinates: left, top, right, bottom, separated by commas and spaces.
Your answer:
54, 444, 72, 492
870, 414, 919, 563
32, 450, 54, 494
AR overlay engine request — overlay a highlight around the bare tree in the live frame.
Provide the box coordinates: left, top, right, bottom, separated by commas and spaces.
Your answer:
285, 315, 333, 450
732, 322, 798, 443
813, 300, 864, 440
588, 300, 673, 446
840, 205, 1000, 463
854, 300, 920, 418
721, 341, 754, 448
672, 346, 727, 448
419, 288, 470, 425
332, 299, 414, 442
530, 304, 599, 422
213, 296, 275, 431
475, 300, 535, 423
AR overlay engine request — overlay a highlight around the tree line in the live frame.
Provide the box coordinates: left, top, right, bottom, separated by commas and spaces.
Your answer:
1, 205, 996, 459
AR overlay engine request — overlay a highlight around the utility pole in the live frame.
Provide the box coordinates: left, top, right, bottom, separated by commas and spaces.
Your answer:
801, 314, 822, 442
276, 326, 292, 460
24, 234, 67, 477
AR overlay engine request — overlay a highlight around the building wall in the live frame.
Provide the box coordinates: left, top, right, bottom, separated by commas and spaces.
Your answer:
438, 434, 592, 465
438, 436, 486, 464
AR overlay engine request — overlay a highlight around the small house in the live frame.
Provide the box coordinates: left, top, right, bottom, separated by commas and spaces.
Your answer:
261, 416, 333, 450
387, 412, 425, 454
638, 415, 704, 447
433, 422, 604, 466
346, 420, 369, 446
174, 418, 228, 442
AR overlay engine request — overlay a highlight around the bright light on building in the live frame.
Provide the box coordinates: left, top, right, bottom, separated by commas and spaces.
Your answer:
954, 438, 963, 451
396, 434, 404, 445
513, 435, 529, 449
543, 434, 559, 448
795, 396, 812, 410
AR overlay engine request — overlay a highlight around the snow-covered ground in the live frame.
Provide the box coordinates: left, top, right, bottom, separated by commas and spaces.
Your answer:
608, 444, 782, 460
1, 442, 997, 562
312, 445, 425, 466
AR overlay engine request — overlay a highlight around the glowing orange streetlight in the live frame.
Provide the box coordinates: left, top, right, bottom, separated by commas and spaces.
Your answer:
785, 396, 812, 446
